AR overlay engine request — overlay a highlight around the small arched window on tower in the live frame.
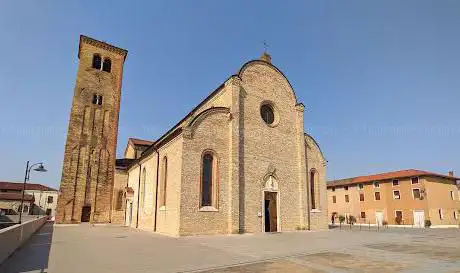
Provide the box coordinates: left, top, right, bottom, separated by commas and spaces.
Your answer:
92, 94, 103, 105
201, 151, 217, 208
92, 54, 102, 70
102, 58, 111, 73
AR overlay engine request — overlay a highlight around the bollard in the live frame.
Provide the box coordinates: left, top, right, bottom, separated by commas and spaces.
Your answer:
368, 221, 371, 231
377, 222, 379, 232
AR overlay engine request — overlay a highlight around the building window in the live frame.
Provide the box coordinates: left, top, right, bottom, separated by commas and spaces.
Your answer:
102, 58, 111, 73
47, 196, 53, 204
412, 188, 421, 200
392, 179, 399, 186
360, 212, 366, 219
160, 156, 168, 207
92, 94, 103, 105
332, 196, 336, 203
331, 187, 335, 192
344, 186, 349, 191
395, 210, 403, 224
23, 205, 29, 213
92, 54, 102, 69
374, 192, 381, 201
201, 151, 217, 208
373, 181, 380, 188
454, 210, 458, 220
310, 169, 317, 209
411, 177, 419, 184
438, 208, 443, 220
260, 104, 275, 125
393, 190, 401, 200
116, 190, 123, 210
450, 191, 455, 200
358, 184, 364, 190
141, 167, 146, 209
359, 193, 364, 202
345, 194, 349, 203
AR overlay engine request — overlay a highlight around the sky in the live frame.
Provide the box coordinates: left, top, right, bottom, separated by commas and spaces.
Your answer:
0, 1, 459, 189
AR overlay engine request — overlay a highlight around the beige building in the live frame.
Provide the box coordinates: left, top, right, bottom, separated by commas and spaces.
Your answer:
328, 169, 460, 228
0, 182, 58, 218
56, 35, 328, 235
119, 54, 328, 236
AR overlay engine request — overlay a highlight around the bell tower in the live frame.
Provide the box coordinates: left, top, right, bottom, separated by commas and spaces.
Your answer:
56, 35, 127, 224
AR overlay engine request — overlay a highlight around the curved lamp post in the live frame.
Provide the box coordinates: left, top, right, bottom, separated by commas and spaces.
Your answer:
18, 161, 47, 224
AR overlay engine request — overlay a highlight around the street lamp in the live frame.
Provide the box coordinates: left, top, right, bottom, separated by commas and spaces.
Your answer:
18, 161, 47, 224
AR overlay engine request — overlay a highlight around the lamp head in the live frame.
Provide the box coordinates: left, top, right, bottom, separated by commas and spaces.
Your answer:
33, 164, 47, 173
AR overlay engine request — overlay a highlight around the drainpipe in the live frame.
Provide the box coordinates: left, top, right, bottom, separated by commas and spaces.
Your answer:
153, 150, 160, 232
305, 144, 311, 231
135, 162, 141, 228
124, 170, 129, 225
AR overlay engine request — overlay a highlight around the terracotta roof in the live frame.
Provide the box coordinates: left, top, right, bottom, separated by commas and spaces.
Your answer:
0, 192, 34, 201
328, 169, 460, 188
129, 138, 154, 147
0, 182, 58, 192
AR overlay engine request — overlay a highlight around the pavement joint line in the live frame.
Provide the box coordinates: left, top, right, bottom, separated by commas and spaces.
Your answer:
284, 256, 349, 273
177, 249, 339, 273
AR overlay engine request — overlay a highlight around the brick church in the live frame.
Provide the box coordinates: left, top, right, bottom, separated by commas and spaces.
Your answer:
56, 35, 328, 236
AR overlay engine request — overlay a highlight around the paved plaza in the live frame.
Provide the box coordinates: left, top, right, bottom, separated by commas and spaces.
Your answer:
0, 222, 459, 273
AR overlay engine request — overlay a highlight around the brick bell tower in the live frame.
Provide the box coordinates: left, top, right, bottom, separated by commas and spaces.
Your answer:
56, 35, 127, 224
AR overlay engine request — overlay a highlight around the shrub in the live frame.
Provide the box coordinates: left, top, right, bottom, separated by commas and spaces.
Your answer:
382, 220, 388, 226
338, 215, 345, 224
425, 220, 432, 228
348, 215, 357, 225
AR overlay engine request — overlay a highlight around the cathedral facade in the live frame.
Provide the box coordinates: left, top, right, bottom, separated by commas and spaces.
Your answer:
56, 36, 328, 236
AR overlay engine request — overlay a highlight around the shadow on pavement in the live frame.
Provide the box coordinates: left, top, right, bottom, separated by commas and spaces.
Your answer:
0, 221, 54, 273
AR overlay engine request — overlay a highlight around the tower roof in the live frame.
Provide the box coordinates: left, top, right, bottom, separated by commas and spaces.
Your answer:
78, 35, 128, 61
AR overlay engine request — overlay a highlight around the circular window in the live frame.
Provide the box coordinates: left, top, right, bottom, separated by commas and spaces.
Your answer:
260, 104, 275, 125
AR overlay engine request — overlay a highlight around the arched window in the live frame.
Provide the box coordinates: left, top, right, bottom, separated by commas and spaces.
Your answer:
160, 157, 168, 207
141, 168, 146, 209
201, 153, 213, 206
200, 151, 218, 208
310, 170, 316, 209
92, 54, 102, 70
102, 58, 111, 73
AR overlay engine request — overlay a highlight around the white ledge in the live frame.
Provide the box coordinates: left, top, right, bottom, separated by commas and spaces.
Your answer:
199, 206, 218, 212
310, 209, 322, 213
159, 206, 166, 211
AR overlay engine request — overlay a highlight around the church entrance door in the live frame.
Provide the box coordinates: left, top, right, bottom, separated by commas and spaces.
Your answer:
264, 191, 278, 232
81, 206, 91, 222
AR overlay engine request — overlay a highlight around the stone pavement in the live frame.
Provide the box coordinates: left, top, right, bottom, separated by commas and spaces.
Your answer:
0, 223, 459, 273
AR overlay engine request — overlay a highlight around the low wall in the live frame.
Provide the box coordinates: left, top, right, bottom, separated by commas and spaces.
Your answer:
0, 216, 48, 264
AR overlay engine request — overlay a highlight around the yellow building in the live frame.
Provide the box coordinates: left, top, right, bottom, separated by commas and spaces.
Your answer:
328, 169, 460, 228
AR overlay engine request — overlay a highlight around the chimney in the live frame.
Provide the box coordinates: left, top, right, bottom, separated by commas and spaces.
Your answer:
448, 171, 454, 177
